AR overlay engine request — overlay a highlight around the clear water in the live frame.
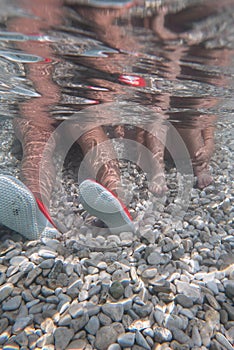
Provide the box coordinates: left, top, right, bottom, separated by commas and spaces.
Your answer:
0, 0, 233, 230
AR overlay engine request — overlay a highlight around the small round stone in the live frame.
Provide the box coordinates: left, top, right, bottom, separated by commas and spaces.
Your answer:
85, 316, 100, 335
153, 326, 172, 343
102, 303, 124, 322
2, 295, 22, 311
0, 283, 13, 303
54, 327, 74, 350
118, 332, 135, 347
107, 344, 121, 350
95, 326, 118, 350
109, 281, 124, 299
38, 249, 57, 259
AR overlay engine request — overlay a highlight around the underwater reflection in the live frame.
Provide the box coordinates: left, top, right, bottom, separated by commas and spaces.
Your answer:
6, 0, 234, 212
61, 0, 233, 189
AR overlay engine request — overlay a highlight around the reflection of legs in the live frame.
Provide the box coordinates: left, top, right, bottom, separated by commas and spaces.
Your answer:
13, 118, 56, 207
136, 124, 168, 195
176, 127, 213, 188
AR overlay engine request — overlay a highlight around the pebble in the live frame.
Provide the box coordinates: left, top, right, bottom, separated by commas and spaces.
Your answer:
135, 330, 151, 349
2, 295, 22, 311
14, 331, 28, 347
86, 303, 101, 317
41, 286, 55, 297
200, 323, 212, 347
215, 332, 233, 350
175, 281, 202, 303
107, 344, 121, 350
38, 249, 58, 259
27, 299, 40, 311
12, 315, 33, 333
210, 339, 223, 350
109, 281, 125, 299
151, 280, 172, 294
41, 318, 55, 333
192, 325, 202, 347
128, 319, 151, 332
85, 316, 100, 335
67, 340, 87, 349
0, 283, 13, 302
99, 313, 112, 326
24, 267, 42, 287
133, 303, 153, 318
153, 326, 173, 343
206, 281, 219, 295
0, 326, 11, 345
174, 294, 194, 308
171, 328, 192, 345
58, 313, 72, 326
165, 315, 188, 331
140, 229, 156, 244
95, 325, 118, 350
223, 303, 234, 320
78, 290, 89, 302
154, 309, 165, 326
58, 300, 70, 315
70, 313, 89, 332
69, 301, 83, 318
121, 298, 132, 311
142, 328, 154, 338
225, 281, 234, 299
0, 271, 6, 285
205, 309, 220, 331
180, 308, 194, 319
102, 303, 124, 322
226, 326, 234, 343
0, 319, 8, 334
220, 309, 228, 324
39, 259, 55, 269
147, 252, 163, 265
117, 332, 135, 347
142, 267, 158, 279
54, 327, 74, 350
205, 293, 221, 310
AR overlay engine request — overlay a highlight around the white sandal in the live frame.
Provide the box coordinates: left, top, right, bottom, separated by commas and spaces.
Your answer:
79, 179, 135, 234
0, 175, 58, 240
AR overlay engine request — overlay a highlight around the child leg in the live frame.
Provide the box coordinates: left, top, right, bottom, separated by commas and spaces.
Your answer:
176, 127, 213, 188
13, 118, 56, 207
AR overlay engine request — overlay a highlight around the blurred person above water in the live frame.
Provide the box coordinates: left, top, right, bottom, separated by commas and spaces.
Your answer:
0, 0, 233, 238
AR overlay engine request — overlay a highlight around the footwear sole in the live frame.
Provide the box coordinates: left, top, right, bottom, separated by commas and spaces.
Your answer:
79, 179, 135, 234
0, 175, 58, 240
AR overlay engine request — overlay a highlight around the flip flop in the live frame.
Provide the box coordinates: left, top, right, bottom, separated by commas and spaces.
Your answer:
0, 175, 58, 240
79, 179, 135, 234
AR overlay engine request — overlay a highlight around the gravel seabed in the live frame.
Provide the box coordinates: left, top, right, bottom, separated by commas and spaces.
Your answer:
0, 116, 233, 350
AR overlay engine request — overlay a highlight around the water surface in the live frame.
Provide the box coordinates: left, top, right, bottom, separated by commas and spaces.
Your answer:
0, 0, 233, 230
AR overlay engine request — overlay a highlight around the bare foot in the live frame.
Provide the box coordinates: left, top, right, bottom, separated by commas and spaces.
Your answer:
148, 173, 168, 196
195, 166, 213, 189
195, 144, 214, 166
194, 144, 214, 189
